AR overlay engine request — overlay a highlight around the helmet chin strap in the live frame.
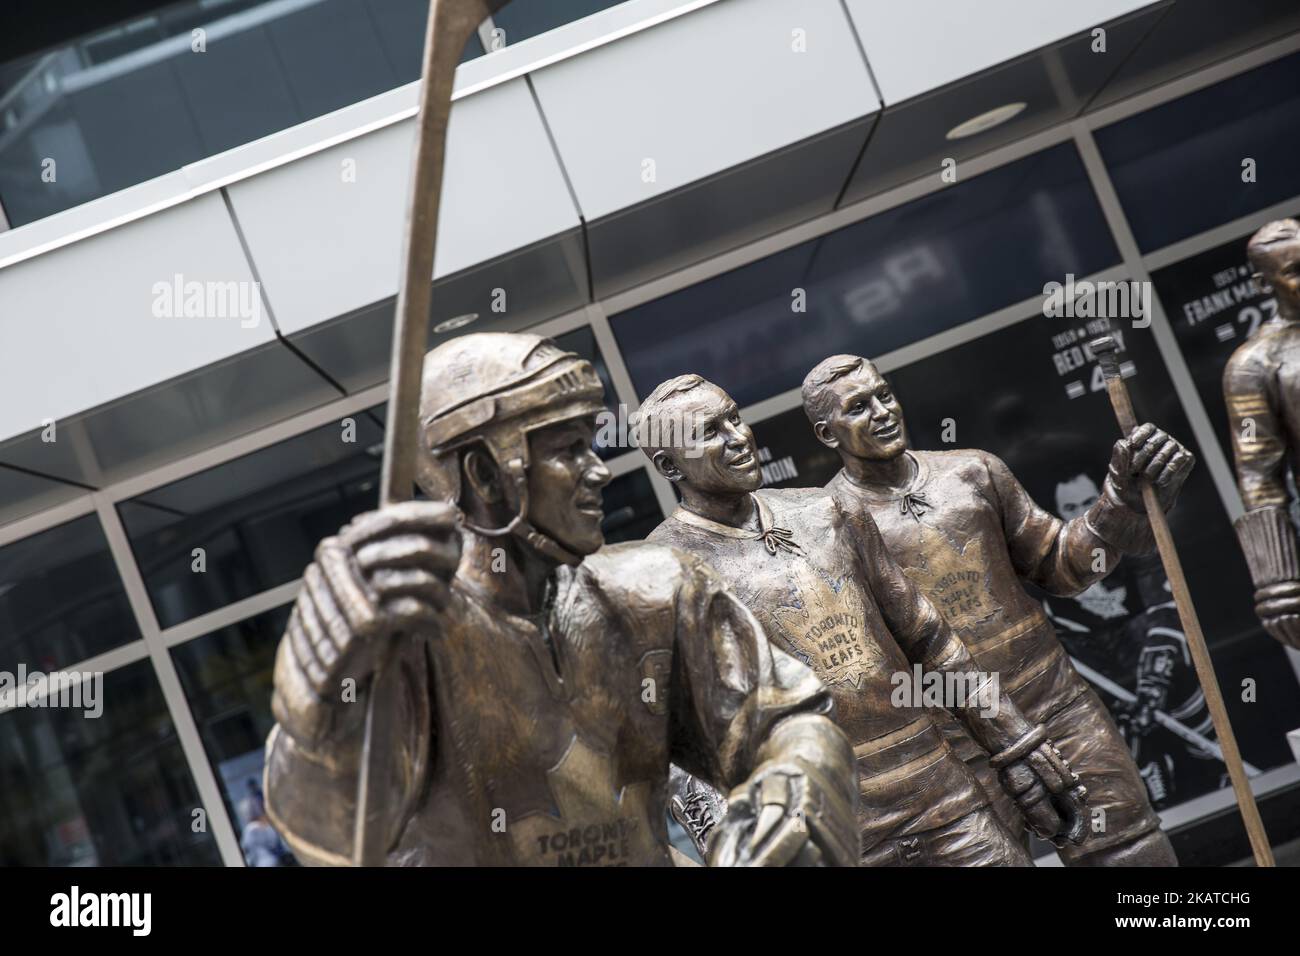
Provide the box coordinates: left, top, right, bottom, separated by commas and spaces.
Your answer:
458, 458, 587, 567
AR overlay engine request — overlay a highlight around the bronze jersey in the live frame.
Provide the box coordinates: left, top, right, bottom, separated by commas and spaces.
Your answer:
648, 488, 987, 849
264, 542, 831, 866
830, 449, 1130, 730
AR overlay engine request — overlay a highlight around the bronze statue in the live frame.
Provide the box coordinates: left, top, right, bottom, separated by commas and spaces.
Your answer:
636, 375, 1088, 866
1224, 218, 1300, 650
801, 354, 1194, 866
263, 333, 861, 866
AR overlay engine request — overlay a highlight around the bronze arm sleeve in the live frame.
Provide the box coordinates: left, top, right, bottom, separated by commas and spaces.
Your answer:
1224, 350, 1289, 510
840, 504, 969, 668
1223, 353, 1300, 647
984, 451, 1144, 596
263, 567, 433, 866
1234, 506, 1300, 649
839, 503, 1045, 749
666, 556, 846, 794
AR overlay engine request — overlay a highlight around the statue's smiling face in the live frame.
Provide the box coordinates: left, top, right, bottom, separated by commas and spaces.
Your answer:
526, 415, 610, 556
817, 365, 908, 461
1055, 473, 1099, 521
662, 384, 762, 495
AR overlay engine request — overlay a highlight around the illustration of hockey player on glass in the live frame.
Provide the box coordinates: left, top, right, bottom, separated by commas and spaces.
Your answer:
1043, 465, 1229, 809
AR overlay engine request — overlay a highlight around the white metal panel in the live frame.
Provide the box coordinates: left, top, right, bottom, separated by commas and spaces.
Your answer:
0, 170, 193, 267
531, 0, 879, 221
224, 77, 580, 337
0, 191, 272, 442
846, 0, 1158, 104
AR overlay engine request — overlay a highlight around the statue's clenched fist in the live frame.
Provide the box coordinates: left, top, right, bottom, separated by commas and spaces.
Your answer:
272, 501, 462, 742
1107, 423, 1195, 514
1253, 582, 1300, 649
992, 728, 1089, 848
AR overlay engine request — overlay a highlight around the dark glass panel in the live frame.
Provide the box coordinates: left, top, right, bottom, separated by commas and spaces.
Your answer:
0, 659, 222, 865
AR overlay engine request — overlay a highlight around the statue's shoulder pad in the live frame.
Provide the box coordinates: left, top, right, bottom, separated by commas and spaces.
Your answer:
580, 541, 699, 592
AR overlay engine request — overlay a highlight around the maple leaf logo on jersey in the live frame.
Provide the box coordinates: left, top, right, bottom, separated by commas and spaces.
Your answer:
899, 526, 998, 631
770, 559, 880, 689
510, 734, 660, 866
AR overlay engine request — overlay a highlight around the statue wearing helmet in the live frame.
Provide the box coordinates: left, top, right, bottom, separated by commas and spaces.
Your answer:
263, 332, 859, 866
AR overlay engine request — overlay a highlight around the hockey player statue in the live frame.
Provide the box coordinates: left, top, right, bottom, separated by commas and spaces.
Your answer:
636, 375, 1087, 866
262, 333, 860, 866
802, 354, 1194, 866
1224, 218, 1300, 650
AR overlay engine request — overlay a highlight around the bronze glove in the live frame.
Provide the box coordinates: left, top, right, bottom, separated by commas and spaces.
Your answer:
989, 725, 1089, 847
708, 713, 860, 867
1235, 506, 1300, 649
1105, 422, 1195, 515
271, 501, 462, 746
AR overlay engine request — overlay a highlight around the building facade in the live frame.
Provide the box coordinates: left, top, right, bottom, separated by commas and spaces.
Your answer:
1, 0, 1299, 865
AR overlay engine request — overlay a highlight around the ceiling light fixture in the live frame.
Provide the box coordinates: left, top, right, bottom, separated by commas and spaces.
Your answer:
945, 102, 1028, 140
432, 312, 479, 334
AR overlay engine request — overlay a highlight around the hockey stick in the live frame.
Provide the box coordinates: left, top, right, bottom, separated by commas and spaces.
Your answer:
1090, 335, 1274, 867
356, 0, 512, 868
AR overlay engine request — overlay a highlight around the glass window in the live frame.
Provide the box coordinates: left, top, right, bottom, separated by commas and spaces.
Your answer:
0, 514, 139, 674
554, 324, 627, 459
118, 411, 384, 629
0, 659, 223, 865
490, 1, 632, 48
0, 0, 485, 226
1095, 51, 1300, 253
748, 406, 842, 490
600, 468, 664, 543
171, 604, 296, 866
611, 143, 1118, 408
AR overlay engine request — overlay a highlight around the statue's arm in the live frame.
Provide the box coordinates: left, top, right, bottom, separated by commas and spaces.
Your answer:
841, 504, 1089, 846
666, 557, 860, 866
1224, 352, 1300, 648
264, 502, 459, 864
982, 437, 1192, 597
1225, 350, 1289, 510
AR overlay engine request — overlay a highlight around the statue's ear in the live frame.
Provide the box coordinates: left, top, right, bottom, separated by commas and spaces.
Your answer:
462, 447, 505, 505
813, 421, 839, 449
652, 450, 683, 483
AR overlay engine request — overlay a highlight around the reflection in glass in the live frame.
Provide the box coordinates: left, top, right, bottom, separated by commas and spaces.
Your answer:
612, 144, 1117, 408
489, 0, 631, 49
601, 469, 663, 543
1096, 51, 1300, 252
0, 0, 485, 226
118, 411, 384, 629
172, 605, 296, 866
748, 407, 842, 490
0, 659, 222, 865
0, 515, 139, 674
